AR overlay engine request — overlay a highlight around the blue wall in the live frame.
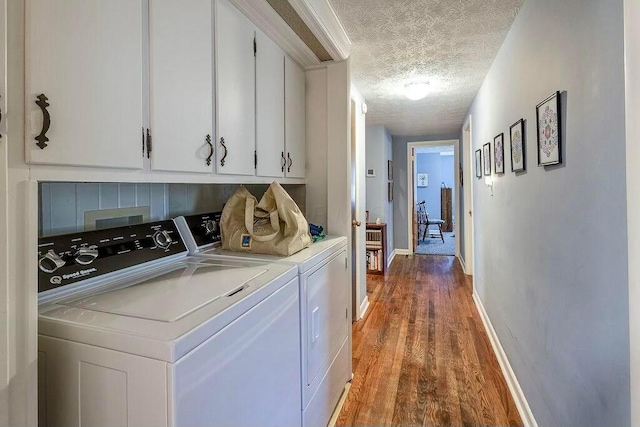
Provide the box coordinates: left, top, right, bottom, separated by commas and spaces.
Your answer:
415, 152, 455, 222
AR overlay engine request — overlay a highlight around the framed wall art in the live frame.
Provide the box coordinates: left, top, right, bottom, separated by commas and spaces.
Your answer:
510, 119, 526, 172
388, 160, 393, 180
388, 182, 393, 202
475, 149, 482, 178
536, 91, 562, 166
417, 173, 428, 187
483, 142, 491, 176
494, 133, 505, 174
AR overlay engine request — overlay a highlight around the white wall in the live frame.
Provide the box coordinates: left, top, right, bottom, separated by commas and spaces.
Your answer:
467, 0, 629, 425
365, 124, 394, 256
305, 67, 328, 228
625, 0, 640, 424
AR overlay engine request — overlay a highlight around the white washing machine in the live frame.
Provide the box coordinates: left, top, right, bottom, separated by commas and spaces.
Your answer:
37, 219, 302, 427
175, 212, 352, 427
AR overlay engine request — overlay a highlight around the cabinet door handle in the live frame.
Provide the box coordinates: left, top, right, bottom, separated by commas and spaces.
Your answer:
205, 134, 213, 166
219, 137, 227, 167
35, 94, 51, 149
281, 151, 285, 172
287, 152, 292, 173
146, 128, 152, 159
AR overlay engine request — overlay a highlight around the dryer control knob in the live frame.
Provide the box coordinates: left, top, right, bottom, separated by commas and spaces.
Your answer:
39, 250, 66, 273
154, 230, 173, 249
74, 247, 99, 265
204, 220, 218, 235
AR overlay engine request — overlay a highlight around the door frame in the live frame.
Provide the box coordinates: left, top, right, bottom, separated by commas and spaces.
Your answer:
406, 139, 459, 255
462, 115, 475, 277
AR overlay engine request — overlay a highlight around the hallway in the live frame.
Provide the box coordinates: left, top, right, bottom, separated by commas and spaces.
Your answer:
337, 256, 522, 426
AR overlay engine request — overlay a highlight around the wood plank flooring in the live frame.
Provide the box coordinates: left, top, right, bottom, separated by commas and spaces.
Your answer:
337, 255, 522, 427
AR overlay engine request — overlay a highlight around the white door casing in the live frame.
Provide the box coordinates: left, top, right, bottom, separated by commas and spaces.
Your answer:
25, 0, 144, 169
406, 140, 460, 255
285, 57, 306, 178
462, 115, 474, 276
149, 0, 213, 173
215, 0, 256, 176
0, 0, 7, 395
256, 28, 285, 178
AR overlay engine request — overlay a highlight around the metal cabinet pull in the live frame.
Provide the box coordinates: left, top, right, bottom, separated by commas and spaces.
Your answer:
35, 94, 51, 149
220, 137, 228, 167
205, 134, 213, 166
146, 128, 152, 159
287, 152, 292, 173
281, 152, 285, 172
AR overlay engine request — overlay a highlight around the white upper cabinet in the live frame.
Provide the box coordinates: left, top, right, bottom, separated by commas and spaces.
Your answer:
149, 0, 214, 173
215, 0, 256, 176
285, 57, 306, 178
256, 29, 285, 178
26, 0, 144, 169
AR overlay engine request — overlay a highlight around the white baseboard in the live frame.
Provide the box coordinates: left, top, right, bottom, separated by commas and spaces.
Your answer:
472, 290, 538, 427
395, 248, 411, 256
327, 382, 351, 427
359, 296, 370, 320
457, 253, 468, 275
387, 249, 396, 268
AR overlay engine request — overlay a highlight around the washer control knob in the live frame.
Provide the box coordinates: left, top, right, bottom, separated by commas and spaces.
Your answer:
74, 247, 99, 266
154, 230, 173, 249
39, 250, 66, 273
204, 220, 218, 235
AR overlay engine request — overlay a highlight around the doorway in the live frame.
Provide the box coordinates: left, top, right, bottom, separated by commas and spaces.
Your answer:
406, 140, 459, 256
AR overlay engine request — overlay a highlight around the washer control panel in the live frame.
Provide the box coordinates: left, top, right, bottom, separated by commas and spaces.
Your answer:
37, 220, 186, 293
182, 212, 222, 248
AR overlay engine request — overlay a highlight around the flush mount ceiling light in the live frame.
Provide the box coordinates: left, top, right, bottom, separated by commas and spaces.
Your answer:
404, 82, 431, 100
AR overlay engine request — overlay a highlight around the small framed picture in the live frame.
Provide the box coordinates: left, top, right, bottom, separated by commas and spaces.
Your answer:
388, 182, 393, 202
388, 160, 393, 180
417, 173, 428, 187
510, 119, 526, 172
494, 133, 505, 174
536, 91, 562, 166
483, 142, 491, 176
475, 149, 482, 178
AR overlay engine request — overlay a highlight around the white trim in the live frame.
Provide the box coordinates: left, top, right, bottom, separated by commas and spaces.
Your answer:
406, 139, 459, 256
625, 0, 640, 424
457, 253, 468, 275
288, 0, 351, 61
229, 0, 321, 69
327, 382, 351, 427
462, 115, 475, 278
472, 290, 538, 427
387, 249, 396, 268
395, 248, 411, 256
358, 296, 370, 320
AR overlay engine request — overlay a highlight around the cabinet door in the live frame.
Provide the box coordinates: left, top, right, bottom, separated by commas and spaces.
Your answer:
256, 29, 285, 178
149, 0, 213, 173
285, 57, 306, 178
26, 0, 144, 169
215, 0, 256, 176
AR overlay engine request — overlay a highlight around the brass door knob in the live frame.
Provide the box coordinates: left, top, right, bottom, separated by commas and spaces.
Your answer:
352, 220, 362, 227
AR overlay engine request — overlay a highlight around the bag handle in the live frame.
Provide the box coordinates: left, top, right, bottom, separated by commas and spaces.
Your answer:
245, 198, 280, 242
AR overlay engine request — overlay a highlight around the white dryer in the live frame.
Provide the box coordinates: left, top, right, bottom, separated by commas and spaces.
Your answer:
175, 212, 352, 427
38, 220, 301, 427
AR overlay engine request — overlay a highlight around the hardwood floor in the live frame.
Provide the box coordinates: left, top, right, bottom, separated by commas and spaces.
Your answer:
337, 255, 522, 427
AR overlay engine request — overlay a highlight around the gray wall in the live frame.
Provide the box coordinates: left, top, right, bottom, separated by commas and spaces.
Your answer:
392, 133, 459, 250
40, 183, 306, 237
466, 0, 629, 425
415, 152, 455, 221
365, 125, 394, 256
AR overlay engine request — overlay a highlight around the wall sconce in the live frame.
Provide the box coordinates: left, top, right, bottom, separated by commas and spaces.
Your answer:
484, 176, 494, 196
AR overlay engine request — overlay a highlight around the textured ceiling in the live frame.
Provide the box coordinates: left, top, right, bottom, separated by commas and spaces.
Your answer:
329, 0, 524, 136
